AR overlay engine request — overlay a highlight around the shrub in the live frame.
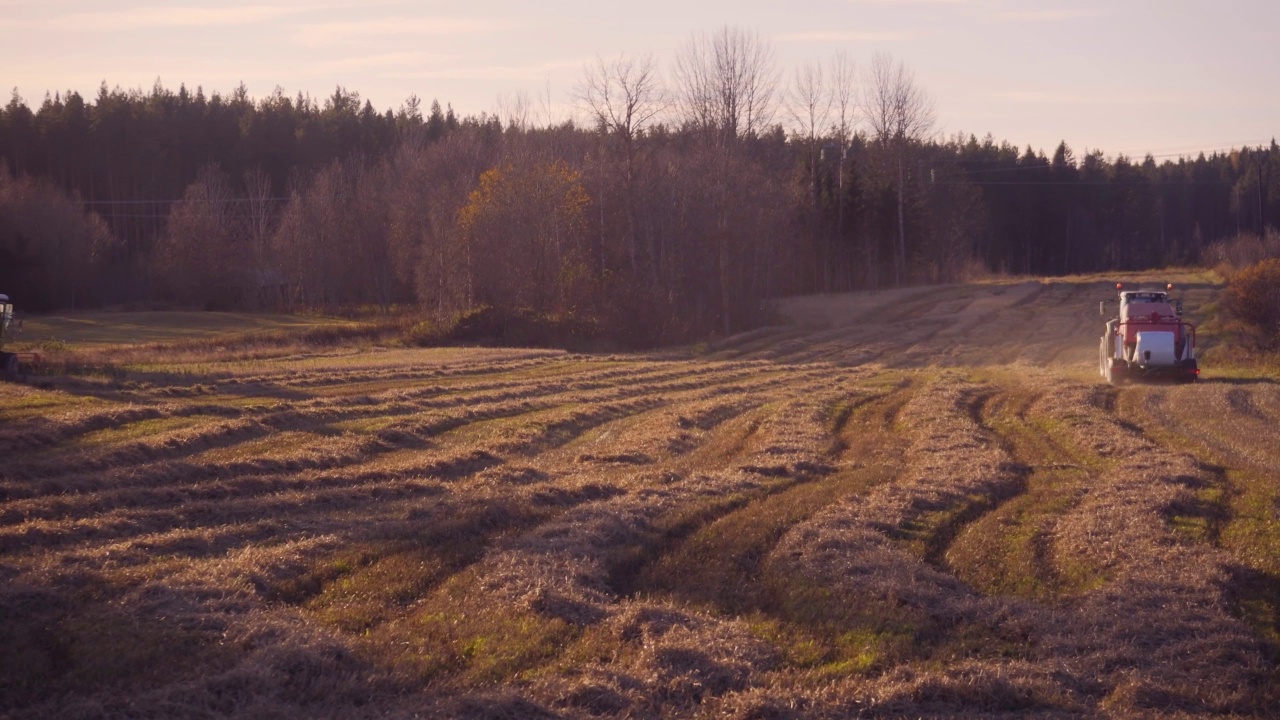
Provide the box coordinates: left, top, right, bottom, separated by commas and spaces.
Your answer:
1225, 258, 1280, 347
1201, 230, 1280, 271
406, 318, 446, 346
406, 306, 607, 350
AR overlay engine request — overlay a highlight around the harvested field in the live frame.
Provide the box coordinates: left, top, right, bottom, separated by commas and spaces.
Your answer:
2, 275, 1277, 718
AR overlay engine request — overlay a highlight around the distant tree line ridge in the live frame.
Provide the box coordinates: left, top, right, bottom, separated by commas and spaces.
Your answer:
1, 29, 1278, 345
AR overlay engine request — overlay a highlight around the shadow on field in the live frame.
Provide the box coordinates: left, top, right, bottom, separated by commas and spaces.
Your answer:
0, 572, 238, 714
1225, 565, 1280, 657
1201, 376, 1280, 386
28, 366, 315, 405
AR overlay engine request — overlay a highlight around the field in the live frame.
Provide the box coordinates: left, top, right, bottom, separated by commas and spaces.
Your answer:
17, 310, 361, 349
2, 275, 1278, 718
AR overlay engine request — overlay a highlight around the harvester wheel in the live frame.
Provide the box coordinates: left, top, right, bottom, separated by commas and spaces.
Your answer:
1, 352, 18, 377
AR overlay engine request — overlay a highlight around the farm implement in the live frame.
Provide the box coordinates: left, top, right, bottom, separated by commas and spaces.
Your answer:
0, 293, 39, 377
1098, 283, 1199, 385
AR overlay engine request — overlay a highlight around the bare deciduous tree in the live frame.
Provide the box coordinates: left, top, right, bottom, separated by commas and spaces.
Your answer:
862, 51, 935, 285
673, 26, 781, 333
788, 60, 830, 148
673, 26, 779, 142
158, 164, 236, 307
389, 128, 493, 319
576, 53, 664, 146
788, 60, 830, 197
787, 60, 830, 290
830, 51, 857, 250
242, 167, 276, 309
497, 91, 532, 132
576, 53, 665, 277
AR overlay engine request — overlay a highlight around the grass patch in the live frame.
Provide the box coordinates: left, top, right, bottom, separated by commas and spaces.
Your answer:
19, 311, 360, 349
77, 415, 208, 447
746, 614, 907, 676
365, 569, 579, 687
329, 415, 413, 435
194, 429, 330, 463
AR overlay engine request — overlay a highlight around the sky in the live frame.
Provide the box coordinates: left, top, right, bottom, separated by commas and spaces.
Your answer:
2, 0, 1278, 160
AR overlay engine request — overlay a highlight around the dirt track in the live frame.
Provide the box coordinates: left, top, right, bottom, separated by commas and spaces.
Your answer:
1, 277, 1277, 718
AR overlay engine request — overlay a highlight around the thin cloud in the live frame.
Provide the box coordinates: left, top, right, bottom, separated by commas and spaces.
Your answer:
845, 0, 970, 4
843, 0, 1108, 22
291, 17, 502, 47
777, 30, 911, 43
993, 9, 1109, 22
315, 51, 455, 72
26, 5, 313, 31
384, 57, 589, 82
995, 90, 1188, 106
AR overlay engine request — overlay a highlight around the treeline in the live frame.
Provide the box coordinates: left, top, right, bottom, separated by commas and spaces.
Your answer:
2, 30, 1278, 345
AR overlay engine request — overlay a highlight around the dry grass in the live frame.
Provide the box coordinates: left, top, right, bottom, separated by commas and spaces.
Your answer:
2, 276, 1277, 718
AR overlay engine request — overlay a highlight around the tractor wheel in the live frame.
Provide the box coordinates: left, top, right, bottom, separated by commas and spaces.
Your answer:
1106, 358, 1127, 386
1, 353, 18, 377
1179, 359, 1199, 383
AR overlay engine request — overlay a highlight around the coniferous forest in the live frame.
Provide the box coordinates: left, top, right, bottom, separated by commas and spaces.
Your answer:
2, 34, 1278, 344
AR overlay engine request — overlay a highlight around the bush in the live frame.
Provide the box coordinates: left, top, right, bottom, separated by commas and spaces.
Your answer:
406, 306, 607, 350
1201, 230, 1280, 271
1225, 258, 1280, 347
405, 318, 446, 346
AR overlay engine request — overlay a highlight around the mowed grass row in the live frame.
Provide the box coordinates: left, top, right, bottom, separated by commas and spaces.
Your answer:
1, 341, 873, 717
1118, 382, 1280, 651
975, 371, 1277, 713
0, 355, 808, 493
0, 356, 836, 551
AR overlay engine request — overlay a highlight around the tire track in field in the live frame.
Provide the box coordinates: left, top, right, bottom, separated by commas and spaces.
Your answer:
1128, 382, 1280, 475
619, 381, 914, 619
713, 369, 1272, 715
2, 370, 732, 524
120, 363, 855, 707
748, 375, 1061, 713
0, 397, 656, 554
947, 375, 1100, 600
764, 375, 1027, 634
1027, 378, 1273, 713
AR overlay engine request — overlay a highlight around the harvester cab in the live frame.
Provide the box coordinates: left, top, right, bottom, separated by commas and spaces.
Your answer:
1098, 283, 1198, 385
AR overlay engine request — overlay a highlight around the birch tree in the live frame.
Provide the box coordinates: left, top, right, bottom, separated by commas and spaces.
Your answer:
672, 25, 779, 332
575, 53, 665, 278
673, 26, 779, 142
862, 51, 934, 285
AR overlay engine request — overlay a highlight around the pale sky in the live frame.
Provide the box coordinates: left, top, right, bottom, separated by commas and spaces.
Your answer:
3, 0, 1278, 160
